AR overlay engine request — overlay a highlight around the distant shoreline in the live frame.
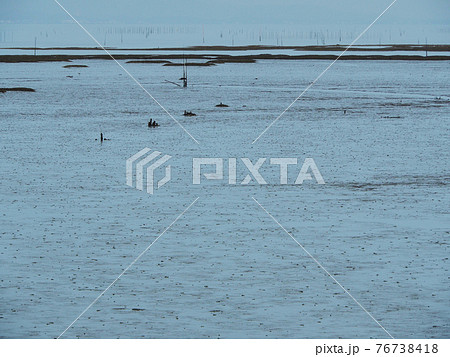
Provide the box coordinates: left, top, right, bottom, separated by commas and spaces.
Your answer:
1, 54, 449, 64
1, 44, 450, 52
1, 44, 449, 64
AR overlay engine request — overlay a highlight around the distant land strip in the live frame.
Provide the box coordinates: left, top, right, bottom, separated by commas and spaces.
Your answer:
0, 87, 35, 93
1, 54, 449, 63
1, 44, 450, 52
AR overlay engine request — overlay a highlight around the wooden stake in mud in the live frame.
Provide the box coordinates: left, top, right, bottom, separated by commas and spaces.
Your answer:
182, 56, 188, 88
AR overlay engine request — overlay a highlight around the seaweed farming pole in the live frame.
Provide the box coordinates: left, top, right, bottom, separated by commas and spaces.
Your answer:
183, 56, 188, 88
185, 58, 188, 87
179, 55, 188, 87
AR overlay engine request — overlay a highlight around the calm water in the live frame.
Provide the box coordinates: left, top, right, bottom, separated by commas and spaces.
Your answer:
0, 57, 449, 338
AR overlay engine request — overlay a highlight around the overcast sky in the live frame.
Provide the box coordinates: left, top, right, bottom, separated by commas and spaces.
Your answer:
1, 0, 449, 25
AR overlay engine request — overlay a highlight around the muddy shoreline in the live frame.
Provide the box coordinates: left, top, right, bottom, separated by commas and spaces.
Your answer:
1, 44, 449, 63
1, 53, 449, 64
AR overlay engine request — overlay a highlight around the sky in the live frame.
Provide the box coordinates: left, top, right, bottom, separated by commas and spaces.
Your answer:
1, 0, 449, 25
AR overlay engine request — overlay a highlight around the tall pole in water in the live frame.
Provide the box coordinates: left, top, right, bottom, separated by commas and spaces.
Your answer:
34, 37, 37, 56
183, 56, 188, 88
185, 58, 188, 87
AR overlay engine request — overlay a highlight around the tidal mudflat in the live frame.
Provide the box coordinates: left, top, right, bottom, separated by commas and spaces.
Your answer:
0, 52, 449, 338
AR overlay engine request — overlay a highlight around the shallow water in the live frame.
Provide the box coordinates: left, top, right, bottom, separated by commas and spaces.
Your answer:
0, 58, 449, 338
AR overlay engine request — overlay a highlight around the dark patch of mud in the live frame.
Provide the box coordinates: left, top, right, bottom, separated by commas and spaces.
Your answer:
0, 87, 35, 93
163, 62, 216, 67
126, 60, 172, 64
63, 64, 89, 68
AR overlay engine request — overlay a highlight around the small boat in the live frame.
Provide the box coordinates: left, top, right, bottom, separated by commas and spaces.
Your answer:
183, 110, 197, 117
215, 102, 229, 108
148, 119, 160, 127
